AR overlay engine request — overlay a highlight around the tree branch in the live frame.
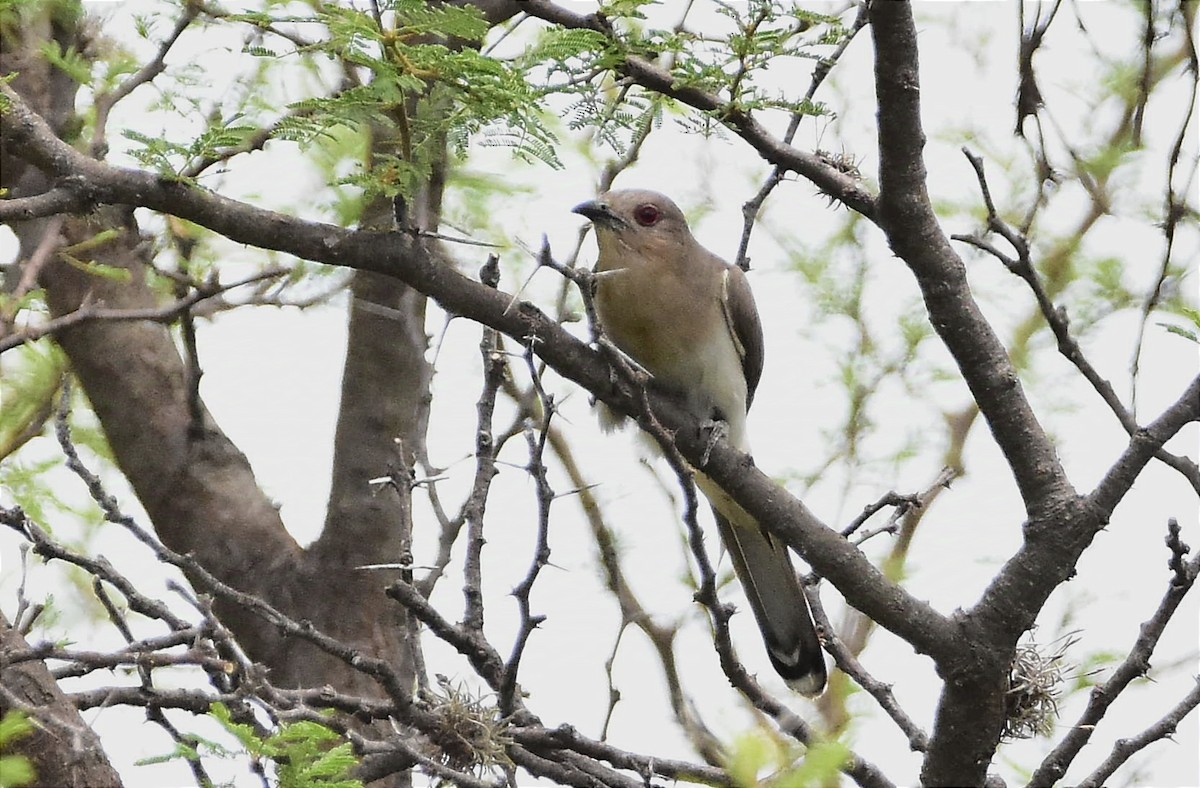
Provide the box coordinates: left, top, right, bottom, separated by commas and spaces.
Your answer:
734, 0, 872, 269
806, 587, 929, 753
514, 0, 877, 219
954, 147, 1200, 495
0, 613, 124, 788
0, 81, 957, 671
89, 3, 199, 158
1089, 374, 1200, 516
1074, 677, 1200, 788
869, 0, 1072, 520
0, 267, 289, 354
1029, 521, 1200, 787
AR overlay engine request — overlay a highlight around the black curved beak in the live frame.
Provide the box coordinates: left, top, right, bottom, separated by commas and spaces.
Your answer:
572, 200, 627, 229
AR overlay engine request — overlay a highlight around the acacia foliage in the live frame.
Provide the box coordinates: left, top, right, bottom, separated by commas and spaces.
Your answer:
0, 2, 1198, 788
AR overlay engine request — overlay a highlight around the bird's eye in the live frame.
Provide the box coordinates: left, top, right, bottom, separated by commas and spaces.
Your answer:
633, 204, 662, 226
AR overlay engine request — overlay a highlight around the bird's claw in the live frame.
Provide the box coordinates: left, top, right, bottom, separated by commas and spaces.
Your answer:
700, 418, 728, 466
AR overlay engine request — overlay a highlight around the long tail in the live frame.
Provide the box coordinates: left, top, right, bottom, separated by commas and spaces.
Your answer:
711, 507, 827, 696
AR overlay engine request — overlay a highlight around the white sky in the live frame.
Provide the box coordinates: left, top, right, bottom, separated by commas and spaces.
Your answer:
1, 1, 1197, 787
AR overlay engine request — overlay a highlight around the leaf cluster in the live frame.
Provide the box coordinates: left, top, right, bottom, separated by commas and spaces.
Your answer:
238, 1, 561, 199
519, 2, 849, 154
122, 122, 262, 182
106, 0, 858, 196
638, 1, 844, 116
0, 711, 35, 788
725, 729, 851, 788
178, 703, 364, 788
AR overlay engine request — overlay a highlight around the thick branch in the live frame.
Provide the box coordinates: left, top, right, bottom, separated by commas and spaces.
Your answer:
1088, 374, 1200, 515
514, 0, 877, 218
947, 375, 1200, 787
0, 80, 959, 667
869, 1, 1071, 520
0, 613, 123, 788
867, 4, 1091, 784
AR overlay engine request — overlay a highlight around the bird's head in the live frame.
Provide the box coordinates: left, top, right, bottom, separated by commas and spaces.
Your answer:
573, 189, 694, 267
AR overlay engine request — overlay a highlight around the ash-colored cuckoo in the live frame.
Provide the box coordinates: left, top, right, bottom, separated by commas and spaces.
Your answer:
573, 189, 827, 695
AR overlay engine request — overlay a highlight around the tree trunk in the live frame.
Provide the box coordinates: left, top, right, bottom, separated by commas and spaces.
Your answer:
0, 5, 435, 783
0, 613, 123, 788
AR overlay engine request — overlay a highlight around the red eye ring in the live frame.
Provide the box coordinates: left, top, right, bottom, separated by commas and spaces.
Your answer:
633, 204, 662, 226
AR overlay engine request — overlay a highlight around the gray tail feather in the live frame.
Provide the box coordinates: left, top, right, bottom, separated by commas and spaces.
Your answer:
713, 509, 827, 695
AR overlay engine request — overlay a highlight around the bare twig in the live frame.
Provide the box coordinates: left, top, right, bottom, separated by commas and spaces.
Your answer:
854, 468, 957, 547
1075, 677, 1200, 788
48, 398, 419, 710
1014, 0, 1065, 137
1028, 522, 1200, 787
6, 216, 64, 309
806, 588, 929, 753
1129, 6, 1199, 412
387, 578, 509, 696
512, 724, 731, 787
0, 267, 290, 354
498, 346, 558, 715
90, 5, 201, 158
954, 147, 1200, 495
734, 1, 871, 269
460, 254, 507, 631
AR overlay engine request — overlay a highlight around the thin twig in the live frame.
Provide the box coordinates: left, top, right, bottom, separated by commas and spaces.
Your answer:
954, 147, 1200, 495
734, 1, 871, 269
1129, 9, 1199, 412
806, 588, 929, 753
49, 398, 418, 709
90, 4, 200, 158
1075, 677, 1200, 788
460, 254, 506, 631
499, 345, 559, 715
0, 267, 290, 354
1028, 524, 1200, 787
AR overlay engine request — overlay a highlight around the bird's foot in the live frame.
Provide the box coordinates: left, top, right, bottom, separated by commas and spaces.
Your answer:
699, 418, 729, 466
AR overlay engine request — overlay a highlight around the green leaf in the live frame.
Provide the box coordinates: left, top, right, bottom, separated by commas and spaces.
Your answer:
39, 39, 91, 84
726, 732, 776, 788
599, 0, 658, 20
134, 741, 200, 767
1174, 304, 1200, 329
775, 741, 852, 788
206, 703, 363, 787
1159, 322, 1198, 343
208, 702, 265, 755
0, 712, 36, 788
0, 335, 66, 460
725, 729, 851, 788
526, 27, 611, 64
0, 712, 34, 746
0, 756, 36, 788
62, 256, 133, 284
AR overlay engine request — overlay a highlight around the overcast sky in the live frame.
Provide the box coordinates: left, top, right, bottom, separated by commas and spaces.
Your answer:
2, 2, 1197, 786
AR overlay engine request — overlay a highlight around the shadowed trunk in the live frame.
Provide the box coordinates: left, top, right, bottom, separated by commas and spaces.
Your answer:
0, 612, 123, 788
0, 6, 437, 785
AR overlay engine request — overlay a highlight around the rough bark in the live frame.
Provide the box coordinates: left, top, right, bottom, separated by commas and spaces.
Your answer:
0, 6, 471, 786
0, 613, 124, 788
2, 3, 1196, 786
0, 0, 426, 741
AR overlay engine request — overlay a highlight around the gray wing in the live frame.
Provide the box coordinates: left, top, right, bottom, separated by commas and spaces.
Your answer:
720, 264, 765, 409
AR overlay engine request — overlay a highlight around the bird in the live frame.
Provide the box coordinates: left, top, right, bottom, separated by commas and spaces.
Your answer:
573, 189, 827, 695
